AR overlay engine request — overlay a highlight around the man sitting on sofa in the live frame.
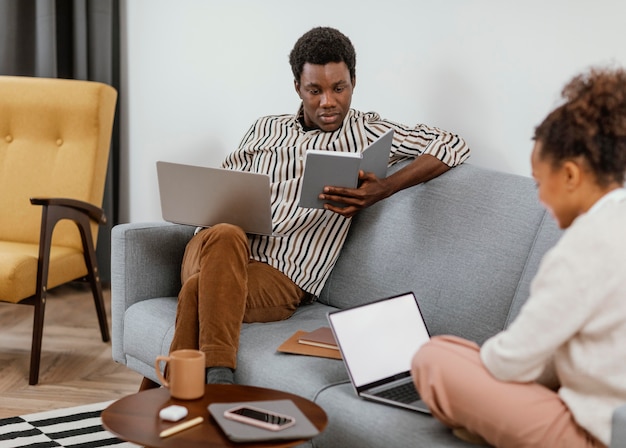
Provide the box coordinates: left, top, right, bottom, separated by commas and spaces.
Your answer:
166, 26, 471, 385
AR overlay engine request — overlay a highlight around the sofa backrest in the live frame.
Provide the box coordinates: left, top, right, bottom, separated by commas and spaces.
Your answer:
318, 163, 562, 344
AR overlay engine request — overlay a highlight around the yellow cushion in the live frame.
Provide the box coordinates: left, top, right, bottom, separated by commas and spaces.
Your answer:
0, 241, 87, 303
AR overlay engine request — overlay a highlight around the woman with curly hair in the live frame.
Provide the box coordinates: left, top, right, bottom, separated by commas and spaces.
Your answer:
411, 67, 626, 448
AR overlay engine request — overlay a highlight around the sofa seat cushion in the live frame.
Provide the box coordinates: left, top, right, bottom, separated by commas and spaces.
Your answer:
123, 298, 350, 401
123, 297, 178, 370
314, 382, 473, 447
237, 303, 350, 400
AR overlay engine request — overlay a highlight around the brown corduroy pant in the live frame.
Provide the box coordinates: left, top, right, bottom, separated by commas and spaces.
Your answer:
168, 224, 308, 369
411, 335, 606, 448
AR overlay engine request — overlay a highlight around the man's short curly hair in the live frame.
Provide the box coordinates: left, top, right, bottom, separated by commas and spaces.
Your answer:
534, 66, 626, 186
289, 27, 356, 83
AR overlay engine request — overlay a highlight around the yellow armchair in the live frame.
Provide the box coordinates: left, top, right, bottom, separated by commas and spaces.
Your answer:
0, 76, 117, 385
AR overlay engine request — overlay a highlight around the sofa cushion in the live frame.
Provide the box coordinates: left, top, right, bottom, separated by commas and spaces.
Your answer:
319, 163, 560, 344
236, 303, 349, 400
124, 297, 178, 369
123, 296, 350, 401
505, 211, 561, 325
314, 383, 472, 447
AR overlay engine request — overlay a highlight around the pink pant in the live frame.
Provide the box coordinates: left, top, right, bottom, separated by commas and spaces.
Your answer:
411, 335, 606, 448
169, 224, 308, 369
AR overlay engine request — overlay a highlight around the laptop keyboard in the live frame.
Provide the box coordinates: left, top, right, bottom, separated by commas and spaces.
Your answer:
375, 381, 420, 404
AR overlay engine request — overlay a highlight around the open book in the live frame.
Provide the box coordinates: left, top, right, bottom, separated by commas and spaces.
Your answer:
298, 129, 394, 209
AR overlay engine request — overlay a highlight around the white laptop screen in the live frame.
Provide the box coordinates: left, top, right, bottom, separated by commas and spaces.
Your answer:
328, 292, 430, 388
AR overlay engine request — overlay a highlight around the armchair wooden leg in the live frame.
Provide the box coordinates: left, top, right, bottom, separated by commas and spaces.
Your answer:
86, 265, 110, 342
81, 226, 110, 343
29, 290, 47, 386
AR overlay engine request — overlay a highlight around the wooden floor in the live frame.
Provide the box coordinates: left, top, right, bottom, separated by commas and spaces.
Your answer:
0, 281, 144, 418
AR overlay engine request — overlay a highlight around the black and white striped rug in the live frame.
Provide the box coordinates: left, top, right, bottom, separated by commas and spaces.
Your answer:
0, 401, 139, 448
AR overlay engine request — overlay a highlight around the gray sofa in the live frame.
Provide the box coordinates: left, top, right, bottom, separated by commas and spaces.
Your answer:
111, 162, 625, 447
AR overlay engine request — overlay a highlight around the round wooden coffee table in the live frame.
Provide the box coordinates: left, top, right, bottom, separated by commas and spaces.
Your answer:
101, 384, 327, 447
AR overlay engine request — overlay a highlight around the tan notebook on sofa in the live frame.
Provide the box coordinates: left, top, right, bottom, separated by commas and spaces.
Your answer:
298, 327, 338, 350
277, 330, 342, 360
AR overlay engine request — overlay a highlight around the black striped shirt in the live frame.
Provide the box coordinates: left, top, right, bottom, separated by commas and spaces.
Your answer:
222, 107, 470, 295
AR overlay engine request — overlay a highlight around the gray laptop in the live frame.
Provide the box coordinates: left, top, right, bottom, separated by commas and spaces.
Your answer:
327, 292, 431, 414
156, 161, 275, 235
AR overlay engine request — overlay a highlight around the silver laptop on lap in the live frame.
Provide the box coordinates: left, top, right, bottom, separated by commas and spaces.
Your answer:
327, 292, 431, 414
156, 161, 275, 236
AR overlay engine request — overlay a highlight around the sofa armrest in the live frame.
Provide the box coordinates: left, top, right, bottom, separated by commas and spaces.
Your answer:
611, 404, 626, 448
110, 221, 195, 363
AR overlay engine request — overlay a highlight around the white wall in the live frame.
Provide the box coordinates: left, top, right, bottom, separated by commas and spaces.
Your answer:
119, 0, 626, 223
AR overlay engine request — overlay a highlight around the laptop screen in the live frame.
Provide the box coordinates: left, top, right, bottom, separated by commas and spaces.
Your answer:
328, 292, 430, 388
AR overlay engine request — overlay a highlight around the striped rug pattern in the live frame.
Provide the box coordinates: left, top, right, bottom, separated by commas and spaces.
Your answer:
0, 401, 139, 448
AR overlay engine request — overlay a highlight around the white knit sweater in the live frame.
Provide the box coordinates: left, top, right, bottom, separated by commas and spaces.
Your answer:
481, 189, 626, 446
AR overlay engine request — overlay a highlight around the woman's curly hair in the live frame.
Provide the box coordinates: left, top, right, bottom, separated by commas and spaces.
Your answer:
289, 27, 356, 84
534, 67, 626, 186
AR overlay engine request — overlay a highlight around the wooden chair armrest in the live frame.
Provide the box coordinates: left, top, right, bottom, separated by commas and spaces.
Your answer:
30, 197, 106, 224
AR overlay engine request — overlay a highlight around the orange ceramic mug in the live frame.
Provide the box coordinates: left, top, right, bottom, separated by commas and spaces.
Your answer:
155, 349, 205, 400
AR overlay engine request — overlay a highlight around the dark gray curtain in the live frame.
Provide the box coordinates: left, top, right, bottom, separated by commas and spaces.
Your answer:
0, 0, 120, 283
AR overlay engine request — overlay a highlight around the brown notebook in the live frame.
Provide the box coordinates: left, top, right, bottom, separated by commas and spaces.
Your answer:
277, 330, 342, 360
298, 327, 338, 350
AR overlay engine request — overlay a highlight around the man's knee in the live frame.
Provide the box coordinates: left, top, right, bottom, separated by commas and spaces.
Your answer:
179, 273, 199, 300
199, 223, 247, 241
182, 224, 249, 282
196, 224, 249, 252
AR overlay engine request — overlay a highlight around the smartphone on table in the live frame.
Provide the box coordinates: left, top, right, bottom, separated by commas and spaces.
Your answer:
223, 404, 296, 431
